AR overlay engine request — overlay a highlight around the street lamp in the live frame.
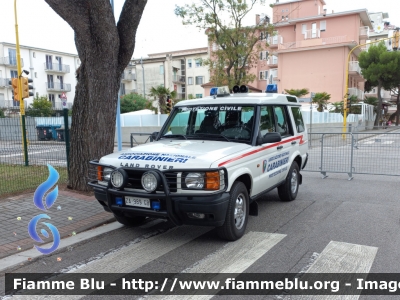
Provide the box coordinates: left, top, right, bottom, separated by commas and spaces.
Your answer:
343, 37, 393, 135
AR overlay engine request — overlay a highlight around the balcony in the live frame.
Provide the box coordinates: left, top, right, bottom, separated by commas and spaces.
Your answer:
0, 99, 27, 110
0, 78, 8, 88
46, 82, 72, 92
44, 62, 70, 73
348, 61, 363, 80
121, 72, 136, 81
279, 35, 348, 51
173, 75, 185, 84
304, 29, 321, 39
53, 101, 73, 110
267, 35, 283, 48
348, 87, 364, 100
267, 55, 278, 67
359, 26, 370, 39
0, 56, 24, 67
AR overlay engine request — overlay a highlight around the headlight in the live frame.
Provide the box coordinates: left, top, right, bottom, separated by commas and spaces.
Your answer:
141, 171, 160, 192
110, 169, 127, 189
185, 172, 205, 189
103, 167, 113, 181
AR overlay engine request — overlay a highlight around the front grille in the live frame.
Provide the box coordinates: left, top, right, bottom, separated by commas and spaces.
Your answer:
123, 169, 177, 192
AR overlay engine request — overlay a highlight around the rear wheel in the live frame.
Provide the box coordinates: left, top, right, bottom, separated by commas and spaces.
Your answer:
278, 162, 300, 202
217, 181, 249, 241
113, 213, 146, 226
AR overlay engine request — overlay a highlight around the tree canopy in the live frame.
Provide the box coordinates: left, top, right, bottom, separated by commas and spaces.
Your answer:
312, 92, 331, 112
25, 95, 54, 117
284, 88, 309, 97
120, 93, 152, 113
149, 85, 177, 114
45, 0, 147, 191
358, 42, 398, 126
175, 0, 272, 89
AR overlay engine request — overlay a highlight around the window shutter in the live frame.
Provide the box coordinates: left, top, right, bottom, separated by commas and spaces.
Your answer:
320, 20, 326, 31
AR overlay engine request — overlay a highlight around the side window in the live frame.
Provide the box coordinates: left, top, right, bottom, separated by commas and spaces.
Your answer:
291, 107, 305, 133
259, 106, 275, 136
274, 106, 293, 137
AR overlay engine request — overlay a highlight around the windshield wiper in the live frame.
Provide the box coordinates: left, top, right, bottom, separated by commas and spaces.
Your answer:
161, 134, 187, 140
193, 133, 231, 142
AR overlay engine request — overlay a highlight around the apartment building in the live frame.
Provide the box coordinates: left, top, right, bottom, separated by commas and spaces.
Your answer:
0, 42, 79, 113
0, 42, 137, 115
134, 47, 209, 100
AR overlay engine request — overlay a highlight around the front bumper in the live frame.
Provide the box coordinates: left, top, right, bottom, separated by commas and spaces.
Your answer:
88, 163, 230, 227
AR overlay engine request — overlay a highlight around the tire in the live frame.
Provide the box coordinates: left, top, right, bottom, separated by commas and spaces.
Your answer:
217, 181, 249, 241
113, 213, 146, 226
278, 162, 300, 202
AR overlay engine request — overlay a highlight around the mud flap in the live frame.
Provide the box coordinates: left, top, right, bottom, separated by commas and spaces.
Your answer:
299, 173, 303, 185
249, 200, 258, 216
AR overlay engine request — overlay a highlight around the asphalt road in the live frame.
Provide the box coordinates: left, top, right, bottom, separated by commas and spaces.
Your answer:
1, 171, 400, 300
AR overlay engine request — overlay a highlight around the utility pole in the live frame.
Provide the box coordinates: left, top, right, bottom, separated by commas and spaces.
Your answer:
14, 0, 29, 166
110, 0, 122, 151
140, 57, 146, 99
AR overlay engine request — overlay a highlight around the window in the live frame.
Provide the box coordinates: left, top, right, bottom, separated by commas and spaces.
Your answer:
259, 106, 275, 136
188, 59, 192, 68
195, 94, 202, 98
8, 49, 16, 66
274, 106, 292, 137
302, 24, 307, 35
48, 94, 55, 108
55, 56, 62, 71
195, 76, 203, 85
46, 55, 52, 70
188, 77, 193, 85
320, 20, 326, 31
291, 107, 305, 133
260, 31, 268, 40
311, 23, 317, 38
259, 51, 268, 60
159, 65, 164, 74
195, 59, 202, 67
10, 70, 18, 78
47, 74, 54, 89
259, 70, 268, 80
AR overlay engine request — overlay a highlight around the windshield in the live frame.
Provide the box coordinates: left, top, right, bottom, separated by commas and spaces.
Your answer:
160, 104, 256, 143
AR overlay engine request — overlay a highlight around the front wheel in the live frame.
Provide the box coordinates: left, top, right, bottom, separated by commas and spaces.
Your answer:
278, 162, 300, 202
113, 213, 146, 226
217, 182, 249, 241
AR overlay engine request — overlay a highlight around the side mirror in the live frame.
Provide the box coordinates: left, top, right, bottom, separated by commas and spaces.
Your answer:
150, 132, 159, 142
257, 132, 281, 145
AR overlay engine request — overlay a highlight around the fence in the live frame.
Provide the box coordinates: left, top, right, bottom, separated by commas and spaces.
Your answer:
304, 126, 400, 179
0, 117, 69, 196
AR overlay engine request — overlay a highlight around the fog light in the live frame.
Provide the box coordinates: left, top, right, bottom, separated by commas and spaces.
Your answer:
187, 212, 205, 219
115, 197, 123, 206
151, 201, 161, 210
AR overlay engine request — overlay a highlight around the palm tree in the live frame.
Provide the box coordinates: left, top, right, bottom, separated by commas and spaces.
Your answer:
284, 88, 309, 97
312, 92, 331, 112
149, 85, 177, 114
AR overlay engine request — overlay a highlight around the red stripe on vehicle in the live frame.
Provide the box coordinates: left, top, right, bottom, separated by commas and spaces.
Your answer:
218, 135, 303, 167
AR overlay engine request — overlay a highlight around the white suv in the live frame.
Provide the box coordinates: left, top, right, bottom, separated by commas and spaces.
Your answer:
89, 87, 309, 241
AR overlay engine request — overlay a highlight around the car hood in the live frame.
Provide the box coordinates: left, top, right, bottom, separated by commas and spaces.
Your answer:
100, 139, 251, 170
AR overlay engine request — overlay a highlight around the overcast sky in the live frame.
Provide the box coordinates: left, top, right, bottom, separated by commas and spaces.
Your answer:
0, 0, 399, 58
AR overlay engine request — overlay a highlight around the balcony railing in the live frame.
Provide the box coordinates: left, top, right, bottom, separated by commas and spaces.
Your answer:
267, 55, 278, 66
53, 101, 73, 110
359, 26, 370, 38
0, 56, 24, 67
0, 78, 8, 88
267, 35, 283, 47
348, 87, 364, 100
0, 99, 27, 109
348, 61, 362, 76
270, 68, 278, 80
121, 72, 136, 81
279, 35, 348, 50
46, 82, 72, 92
44, 62, 70, 73
173, 75, 185, 83
304, 29, 320, 39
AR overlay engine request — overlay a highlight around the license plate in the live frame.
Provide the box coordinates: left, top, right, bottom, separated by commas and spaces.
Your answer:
125, 197, 150, 208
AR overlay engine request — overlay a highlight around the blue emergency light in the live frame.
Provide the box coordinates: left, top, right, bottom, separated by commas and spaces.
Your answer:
266, 84, 278, 93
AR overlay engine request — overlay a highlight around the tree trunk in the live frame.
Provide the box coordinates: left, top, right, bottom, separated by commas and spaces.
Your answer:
45, 0, 147, 191
375, 81, 383, 127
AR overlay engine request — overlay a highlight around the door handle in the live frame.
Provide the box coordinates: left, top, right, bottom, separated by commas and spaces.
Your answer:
277, 145, 283, 150
291, 141, 297, 145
